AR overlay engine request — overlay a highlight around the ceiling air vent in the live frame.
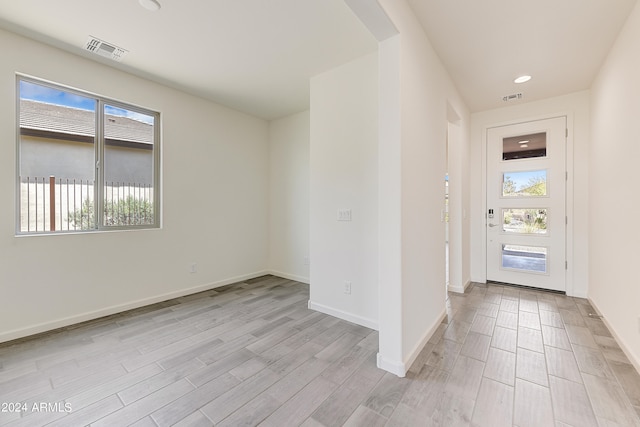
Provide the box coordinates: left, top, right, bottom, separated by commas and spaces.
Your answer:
85, 36, 128, 62
502, 93, 523, 102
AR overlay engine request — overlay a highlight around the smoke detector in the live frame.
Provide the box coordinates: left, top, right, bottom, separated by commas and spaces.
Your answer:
85, 36, 128, 62
502, 93, 523, 102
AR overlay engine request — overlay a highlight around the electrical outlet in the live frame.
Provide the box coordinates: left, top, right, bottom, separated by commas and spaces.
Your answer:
189, 263, 197, 273
343, 280, 351, 295
337, 209, 352, 221
303, 256, 310, 266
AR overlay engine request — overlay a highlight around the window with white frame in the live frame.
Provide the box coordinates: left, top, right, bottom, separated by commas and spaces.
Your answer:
17, 76, 160, 233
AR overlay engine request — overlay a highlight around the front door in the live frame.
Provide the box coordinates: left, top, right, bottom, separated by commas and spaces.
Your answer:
486, 117, 566, 291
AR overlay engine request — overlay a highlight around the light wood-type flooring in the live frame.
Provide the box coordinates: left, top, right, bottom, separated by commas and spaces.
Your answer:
1, 276, 640, 426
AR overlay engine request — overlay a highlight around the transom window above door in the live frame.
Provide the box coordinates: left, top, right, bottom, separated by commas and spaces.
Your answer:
502, 132, 546, 160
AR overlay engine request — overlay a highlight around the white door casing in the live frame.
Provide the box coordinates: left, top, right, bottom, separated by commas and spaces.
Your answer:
486, 117, 566, 291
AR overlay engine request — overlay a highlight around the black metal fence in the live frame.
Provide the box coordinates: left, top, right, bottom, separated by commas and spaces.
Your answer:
19, 176, 154, 232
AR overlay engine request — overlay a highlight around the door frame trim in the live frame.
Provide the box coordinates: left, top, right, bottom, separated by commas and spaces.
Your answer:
480, 112, 575, 296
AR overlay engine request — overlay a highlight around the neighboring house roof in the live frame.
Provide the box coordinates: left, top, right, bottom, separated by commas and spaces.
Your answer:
20, 99, 153, 146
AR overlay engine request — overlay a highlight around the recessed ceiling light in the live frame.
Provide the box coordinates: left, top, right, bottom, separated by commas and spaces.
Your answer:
139, 0, 161, 11
514, 75, 532, 84
518, 140, 529, 144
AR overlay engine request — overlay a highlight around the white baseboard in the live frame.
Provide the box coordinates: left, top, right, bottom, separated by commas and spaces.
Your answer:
307, 300, 378, 330
569, 290, 588, 298
377, 353, 406, 377
588, 298, 640, 375
268, 270, 309, 284
448, 279, 471, 294
0, 270, 270, 344
376, 308, 446, 378
401, 308, 446, 375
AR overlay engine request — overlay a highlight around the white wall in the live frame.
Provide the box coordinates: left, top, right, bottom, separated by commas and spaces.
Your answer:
309, 52, 379, 329
447, 108, 472, 293
469, 91, 591, 298
376, 0, 471, 376
0, 29, 270, 342
589, 1, 640, 370
268, 111, 310, 283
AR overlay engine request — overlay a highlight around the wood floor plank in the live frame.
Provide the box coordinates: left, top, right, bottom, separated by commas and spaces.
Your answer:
426, 338, 462, 372
314, 332, 359, 362
565, 324, 599, 349
609, 360, 640, 407
228, 355, 272, 382
444, 355, 484, 401
342, 405, 387, 427
595, 335, 632, 364
430, 390, 475, 426
119, 358, 205, 405
517, 326, 544, 353
384, 402, 429, 427
356, 330, 379, 351
459, 332, 491, 362
519, 311, 541, 330
15, 362, 127, 424
217, 394, 281, 427
484, 347, 516, 386
2, 279, 640, 427
491, 325, 517, 353
559, 308, 587, 327
541, 324, 572, 350
540, 310, 564, 329
156, 337, 224, 370
259, 377, 339, 427
172, 410, 218, 427
185, 347, 254, 387
584, 317, 613, 338
453, 307, 478, 324
46, 395, 123, 427
519, 298, 539, 314
496, 310, 518, 330
582, 373, 640, 426
264, 356, 331, 404
545, 345, 583, 383
362, 372, 411, 418
320, 343, 375, 385
67, 362, 164, 410
499, 298, 519, 313
310, 352, 384, 426
537, 300, 559, 313
513, 378, 555, 427
128, 415, 159, 427
469, 314, 496, 336
549, 375, 598, 427
573, 344, 616, 380
516, 347, 549, 387
92, 378, 195, 427
476, 302, 500, 318
443, 319, 472, 343
199, 367, 282, 424
471, 377, 514, 427
399, 364, 449, 412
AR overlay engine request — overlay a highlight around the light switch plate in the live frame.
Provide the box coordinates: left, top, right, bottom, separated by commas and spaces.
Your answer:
343, 281, 351, 294
337, 209, 352, 221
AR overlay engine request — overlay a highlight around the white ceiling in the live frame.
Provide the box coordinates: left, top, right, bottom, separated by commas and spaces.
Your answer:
0, 0, 378, 120
0, 0, 637, 119
407, 0, 637, 112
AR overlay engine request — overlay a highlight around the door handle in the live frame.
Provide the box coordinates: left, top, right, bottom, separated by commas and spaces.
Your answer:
488, 223, 498, 227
